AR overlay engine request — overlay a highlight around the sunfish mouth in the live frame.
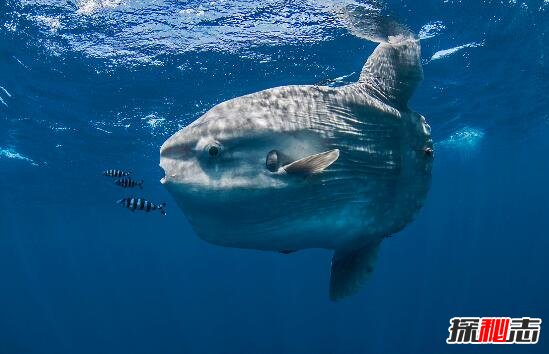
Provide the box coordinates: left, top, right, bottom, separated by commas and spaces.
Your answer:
159, 173, 177, 185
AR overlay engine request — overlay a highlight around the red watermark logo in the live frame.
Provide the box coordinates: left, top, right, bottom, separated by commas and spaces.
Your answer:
447, 317, 542, 344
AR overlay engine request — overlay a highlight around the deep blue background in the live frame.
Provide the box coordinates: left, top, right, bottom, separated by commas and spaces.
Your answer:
1, 1, 548, 353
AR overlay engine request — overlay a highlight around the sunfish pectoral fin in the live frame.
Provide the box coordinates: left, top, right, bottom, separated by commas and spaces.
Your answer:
281, 149, 339, 175
329, 241, 381, 301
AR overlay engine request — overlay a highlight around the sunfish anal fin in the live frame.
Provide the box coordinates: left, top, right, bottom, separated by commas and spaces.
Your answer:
329, 241, 381, 301
282, 149, 339, 175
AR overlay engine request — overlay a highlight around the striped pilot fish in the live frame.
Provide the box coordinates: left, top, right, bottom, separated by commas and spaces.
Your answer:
103, 169, 131, 177
117, 197, 166, 215
114, 177, 144, 189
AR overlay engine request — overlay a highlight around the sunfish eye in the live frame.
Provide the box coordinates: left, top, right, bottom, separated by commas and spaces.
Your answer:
208, 145, 220, 157
266, 150, 279, 172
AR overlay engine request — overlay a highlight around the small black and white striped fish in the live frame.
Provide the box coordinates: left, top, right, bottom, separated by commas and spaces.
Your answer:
117, 197, 166, 215
103, 169, 131, 177
114, 177, 143, 189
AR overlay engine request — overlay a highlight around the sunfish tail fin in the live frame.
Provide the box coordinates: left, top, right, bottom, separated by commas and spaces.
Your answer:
329, 241, 381, 301
358, 37, 423, 109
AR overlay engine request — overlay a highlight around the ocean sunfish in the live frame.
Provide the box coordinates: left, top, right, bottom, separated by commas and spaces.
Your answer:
159, 36, 433, 300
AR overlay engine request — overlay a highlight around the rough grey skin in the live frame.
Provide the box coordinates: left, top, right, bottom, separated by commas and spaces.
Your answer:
160, 36, 433, 300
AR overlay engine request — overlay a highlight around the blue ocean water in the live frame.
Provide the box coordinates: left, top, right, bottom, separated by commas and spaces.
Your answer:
1, 0, 548, 353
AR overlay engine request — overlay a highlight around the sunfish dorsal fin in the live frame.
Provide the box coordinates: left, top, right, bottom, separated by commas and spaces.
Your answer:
282, 149, 339, 175
359, 37, 423, 109
329, 241, 381, 301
